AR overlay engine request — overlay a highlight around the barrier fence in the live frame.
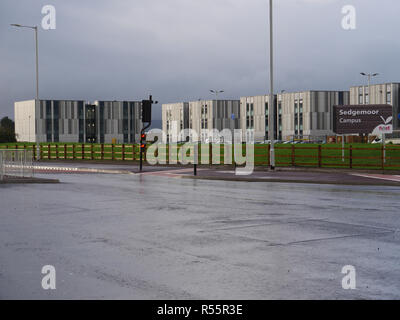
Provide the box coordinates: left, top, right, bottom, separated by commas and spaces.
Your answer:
0, 149, 34, 181
1, 143, 400, 170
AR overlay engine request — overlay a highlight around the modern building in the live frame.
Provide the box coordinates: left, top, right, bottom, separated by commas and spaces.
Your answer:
240, 95, 276, 143
188, 100, 240, 143
350, 83, 400, 138
240, 91, 349, 142
162, 100, 240, 143
14, 99, 143, 143
162, 102, 189, 143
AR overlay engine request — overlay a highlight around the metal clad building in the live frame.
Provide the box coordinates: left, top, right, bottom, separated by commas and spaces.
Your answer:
188, 100, 240, 143
162, 102, 189, 143
162, 100, 240, 143
240, 91, 349, 142
14, 99, 142, 143
350, 83, 400, 138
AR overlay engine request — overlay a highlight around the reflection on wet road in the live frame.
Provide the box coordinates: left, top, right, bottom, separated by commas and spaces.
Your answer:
1, 173, 400, 299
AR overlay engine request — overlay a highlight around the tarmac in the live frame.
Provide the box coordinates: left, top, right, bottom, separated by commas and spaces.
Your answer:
1, 170, 400, 299
30, 161, 400, 187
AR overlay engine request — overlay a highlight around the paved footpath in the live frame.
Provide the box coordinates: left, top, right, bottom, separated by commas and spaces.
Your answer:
31, 162, 400, 187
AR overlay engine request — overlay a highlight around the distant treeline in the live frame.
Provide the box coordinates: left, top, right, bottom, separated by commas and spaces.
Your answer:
0, 117, 17, 143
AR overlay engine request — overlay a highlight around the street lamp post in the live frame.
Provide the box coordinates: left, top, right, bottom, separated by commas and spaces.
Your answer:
209, 89, 224, 99
11, 24, 40, 160
360, 72, 379, 144
360, 72, 379, 104
269, 0, 275, 169
28, 115, 31, 142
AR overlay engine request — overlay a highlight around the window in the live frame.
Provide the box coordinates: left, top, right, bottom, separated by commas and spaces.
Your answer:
123, 102, 128, 120
387, 92, 392, 104
40, 102, 44, 119
359, 95, 363, 104
64, 102, 68, 119
53, 101, 60, 142
46, 101, 51, 119
46, 121, 52, 142
78, 102, 84, 119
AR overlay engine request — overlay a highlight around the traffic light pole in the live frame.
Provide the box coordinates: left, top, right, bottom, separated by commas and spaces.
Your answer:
140, 125, 150, 172
139, 95, 157, 172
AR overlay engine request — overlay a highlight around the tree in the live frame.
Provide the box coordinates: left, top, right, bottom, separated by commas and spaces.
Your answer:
0, 117, 17, 143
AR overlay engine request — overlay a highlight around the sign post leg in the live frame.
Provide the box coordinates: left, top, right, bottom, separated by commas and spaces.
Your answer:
382, 133, 386, 164
342, 135, 345, 162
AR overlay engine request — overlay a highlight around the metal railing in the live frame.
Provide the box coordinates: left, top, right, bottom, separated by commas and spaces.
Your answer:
0, 150, 34, 181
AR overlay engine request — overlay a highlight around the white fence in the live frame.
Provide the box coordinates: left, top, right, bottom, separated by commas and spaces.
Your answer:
0, 150, 34, 181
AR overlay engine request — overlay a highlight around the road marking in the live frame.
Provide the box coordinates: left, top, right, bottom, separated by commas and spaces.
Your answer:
138, 168, 205, 177
351, 173, 400, 182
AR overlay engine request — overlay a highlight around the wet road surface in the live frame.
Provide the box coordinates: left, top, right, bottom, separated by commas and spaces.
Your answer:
1, 173, 400, 299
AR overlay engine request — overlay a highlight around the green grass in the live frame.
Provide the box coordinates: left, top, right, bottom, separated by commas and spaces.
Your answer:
1, 142, 400, 170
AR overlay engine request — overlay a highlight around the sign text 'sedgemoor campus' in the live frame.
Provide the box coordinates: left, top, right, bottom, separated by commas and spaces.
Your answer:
333, 105, 393, 135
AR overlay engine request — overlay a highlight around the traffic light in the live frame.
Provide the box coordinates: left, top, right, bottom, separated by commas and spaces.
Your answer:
140, 133, 147, 152
141, 100, 152, 123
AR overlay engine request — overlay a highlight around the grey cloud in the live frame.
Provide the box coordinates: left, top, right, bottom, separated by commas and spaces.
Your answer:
1, 0, 400, 120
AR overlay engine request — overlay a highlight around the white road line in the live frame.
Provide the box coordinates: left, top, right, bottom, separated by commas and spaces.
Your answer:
351, 173, 400, 182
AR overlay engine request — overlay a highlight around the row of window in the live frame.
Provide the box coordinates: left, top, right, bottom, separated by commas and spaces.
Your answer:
294, 100, 304, 136
358, 92, 391, 104
39, 102, 136, 120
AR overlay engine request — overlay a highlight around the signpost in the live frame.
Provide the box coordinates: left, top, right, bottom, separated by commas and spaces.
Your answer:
333, 104, 393, 164
333, 105, 393, 135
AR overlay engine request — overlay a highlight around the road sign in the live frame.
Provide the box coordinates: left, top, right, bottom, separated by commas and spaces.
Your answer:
333, 105, 393, 135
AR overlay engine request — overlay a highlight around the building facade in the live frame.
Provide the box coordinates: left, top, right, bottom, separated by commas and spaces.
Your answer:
162, 102, 189, 143
240, 95, 277, 143
240, 91, 349, 142
15, 99, 142, 143
188, 100, 240, 143
350, 83, 400, 138
280, 91, 349, 140
162, 100, 240, 143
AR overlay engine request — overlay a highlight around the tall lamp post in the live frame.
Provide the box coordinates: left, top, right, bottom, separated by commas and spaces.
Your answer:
268, 0, 275, 169
11, 24, 40, 160
360, 72, 379, 104
360, 72, 379, 144
210, 89, 224, 99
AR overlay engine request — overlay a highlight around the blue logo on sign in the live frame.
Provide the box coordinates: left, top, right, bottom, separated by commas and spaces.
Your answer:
398, 113, 400, 121
231, 114, 235, 120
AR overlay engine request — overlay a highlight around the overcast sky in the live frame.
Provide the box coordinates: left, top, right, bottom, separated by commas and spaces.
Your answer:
1, 0, 399, 120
